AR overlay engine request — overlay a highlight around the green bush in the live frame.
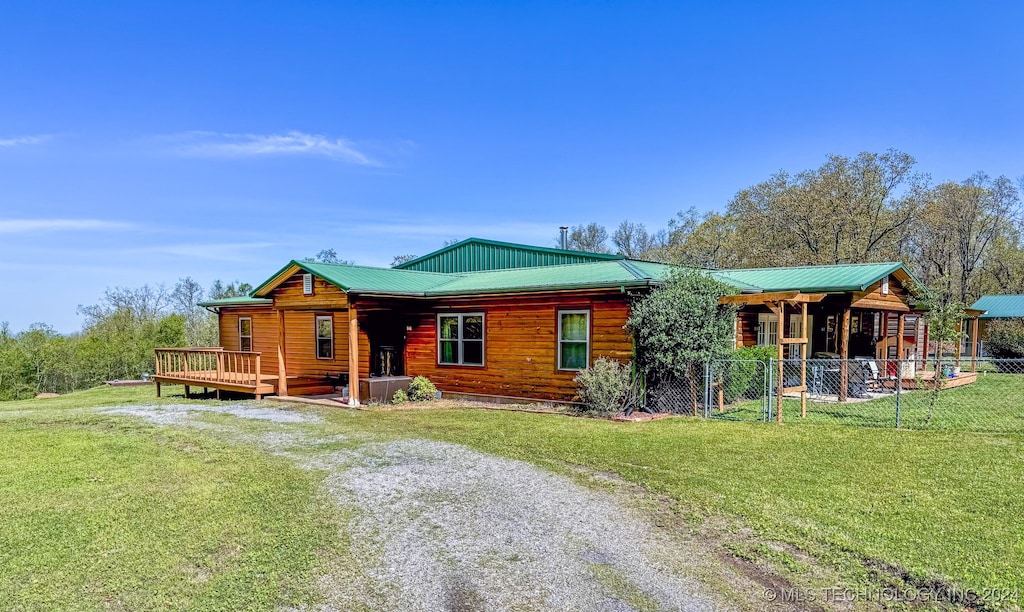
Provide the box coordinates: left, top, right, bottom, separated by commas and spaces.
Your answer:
574, 357, 631, 416
986, 320, 1024, 359
407, 376, 438, 402
391, 388, 408, 405
723, 345, 776, 403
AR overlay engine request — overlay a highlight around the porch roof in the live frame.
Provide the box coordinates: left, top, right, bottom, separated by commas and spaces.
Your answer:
198, 295, 273, 308
712, 262, 914, 293
971, 294, 1024, 319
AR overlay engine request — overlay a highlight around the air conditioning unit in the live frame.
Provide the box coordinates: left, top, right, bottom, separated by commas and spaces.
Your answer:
303, 273, 313, 295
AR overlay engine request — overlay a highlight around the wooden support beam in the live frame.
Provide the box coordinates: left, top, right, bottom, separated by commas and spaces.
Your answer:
776, 301, 785, 423
277, 310, 289, 396
156, 382, 161, 398
784, 385, 808, 394
896, 313, 905, 360
719, 291, 827, 306
780, 337, 809, 344
348, 304, 360, 407
838, 307, 851, 402
800, 302, 808, 418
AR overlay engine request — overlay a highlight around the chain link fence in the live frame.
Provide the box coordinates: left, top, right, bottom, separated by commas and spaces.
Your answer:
647, 358, 1024, 433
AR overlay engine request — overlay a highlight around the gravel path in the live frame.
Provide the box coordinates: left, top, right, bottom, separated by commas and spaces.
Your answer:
104, 403, 730, 611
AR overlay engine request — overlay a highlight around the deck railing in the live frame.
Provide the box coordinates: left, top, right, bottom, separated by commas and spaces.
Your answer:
154, 348, 265, 386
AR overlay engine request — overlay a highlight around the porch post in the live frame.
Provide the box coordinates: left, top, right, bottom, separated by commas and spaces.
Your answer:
277, 309, 288, 396
775, 301, 785, 423
800, 302, 808, 418
896, 313, 905, 359
971, 316, 980, 371
838, 306, 851, 402
348, 304, 360, 407
955, 319, 963, 370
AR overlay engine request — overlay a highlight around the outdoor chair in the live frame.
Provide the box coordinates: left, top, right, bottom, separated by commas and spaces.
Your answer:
857, 358, 896, 392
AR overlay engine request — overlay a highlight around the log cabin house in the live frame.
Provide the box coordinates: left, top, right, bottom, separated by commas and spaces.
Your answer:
153, 238, 962, 405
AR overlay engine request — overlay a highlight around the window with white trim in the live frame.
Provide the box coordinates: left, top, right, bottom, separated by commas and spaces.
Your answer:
316, 315, 333, 360
757, 313, 778, 346
558, 310, 590, 370
437, 313, 484, 366
238, 317, 252, 352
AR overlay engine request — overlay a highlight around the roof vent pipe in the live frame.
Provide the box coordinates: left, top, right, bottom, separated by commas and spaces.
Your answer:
559, 226, 569, 250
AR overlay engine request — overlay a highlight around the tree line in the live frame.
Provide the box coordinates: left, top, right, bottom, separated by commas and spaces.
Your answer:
0, 279, 250, 400
558, 150, 1023, 306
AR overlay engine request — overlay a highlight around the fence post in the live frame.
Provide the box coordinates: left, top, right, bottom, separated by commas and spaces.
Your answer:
703, 362, 711, 419
895, 359, 902, 429
767, 358, 775, 422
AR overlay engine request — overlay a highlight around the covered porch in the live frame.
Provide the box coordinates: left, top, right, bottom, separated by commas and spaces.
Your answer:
723, 287, 980, 421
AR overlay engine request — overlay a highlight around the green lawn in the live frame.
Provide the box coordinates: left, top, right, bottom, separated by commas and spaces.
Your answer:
326, 407, 1024, 600
0, 389, 337, 610
4, 384, 1023, 609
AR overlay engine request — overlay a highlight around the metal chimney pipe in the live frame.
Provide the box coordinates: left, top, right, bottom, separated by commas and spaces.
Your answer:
559, 226, 569, 250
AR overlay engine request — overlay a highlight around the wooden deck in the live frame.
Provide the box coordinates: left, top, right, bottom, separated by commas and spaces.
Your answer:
909, 370, 978, 390
154, 347, 340, 398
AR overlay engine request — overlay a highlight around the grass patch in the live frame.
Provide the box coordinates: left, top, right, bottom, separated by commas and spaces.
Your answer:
0, 410, 337, 610
716, 373, 1024, 433
0, 384, 202, 413
324, 407, 1024, 595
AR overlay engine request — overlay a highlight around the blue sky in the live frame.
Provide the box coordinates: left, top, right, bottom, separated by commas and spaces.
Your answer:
1, 1, 1022, 332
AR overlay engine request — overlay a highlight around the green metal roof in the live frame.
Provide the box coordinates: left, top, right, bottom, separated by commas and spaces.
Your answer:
426, 260, 660, 295
395, 237, 624, 273
252, 260, 454, 297
198, 295, 273, 308
243, 239, 920, 302
713, 262, 910, 293
971, 295, 1024, 319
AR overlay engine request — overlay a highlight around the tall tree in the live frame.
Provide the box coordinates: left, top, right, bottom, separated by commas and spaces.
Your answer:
391, 254, 418, 267
612, 221, 666, 259
912, 173, 1020, 303
303, 248, 355, 265
562, 223, 611, 253
725, 150, 922, 266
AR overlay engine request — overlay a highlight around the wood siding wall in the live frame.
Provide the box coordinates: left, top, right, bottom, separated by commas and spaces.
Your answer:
219, 270, 634, 400
404, 292, 633, 401
271, 272, 369, 378
218, 307, 279, 373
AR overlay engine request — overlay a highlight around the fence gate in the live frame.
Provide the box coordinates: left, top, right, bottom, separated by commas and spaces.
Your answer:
704, 359, 770, 422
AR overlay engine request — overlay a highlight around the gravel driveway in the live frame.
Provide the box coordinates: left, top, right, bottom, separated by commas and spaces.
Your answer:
105, 403, 734, 611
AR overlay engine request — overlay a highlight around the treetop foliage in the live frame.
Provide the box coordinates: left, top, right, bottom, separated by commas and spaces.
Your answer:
554, 149, 1022, 306
0, 277, 250, 400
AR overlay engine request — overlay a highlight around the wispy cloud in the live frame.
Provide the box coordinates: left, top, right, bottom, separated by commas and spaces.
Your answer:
134, 241, 279, 262
0, 134, 52, 147
170, 131, 377, 165
0, 219, 136, 234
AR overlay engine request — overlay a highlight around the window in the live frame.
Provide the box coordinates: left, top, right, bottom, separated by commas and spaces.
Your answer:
757, 313, 778, 346
437, 313, 484, 366
316, 315, 333, 359
238, 317, 252, 352
558, 310, 590, 370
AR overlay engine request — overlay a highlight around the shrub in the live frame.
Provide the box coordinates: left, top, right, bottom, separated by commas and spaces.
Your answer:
723, 345, 776, 403
391, 388, 408, 405
574, 357, 631, 415
627, 268, 736, 414
407, 376, 438, 402
986, 319, 1024, 359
